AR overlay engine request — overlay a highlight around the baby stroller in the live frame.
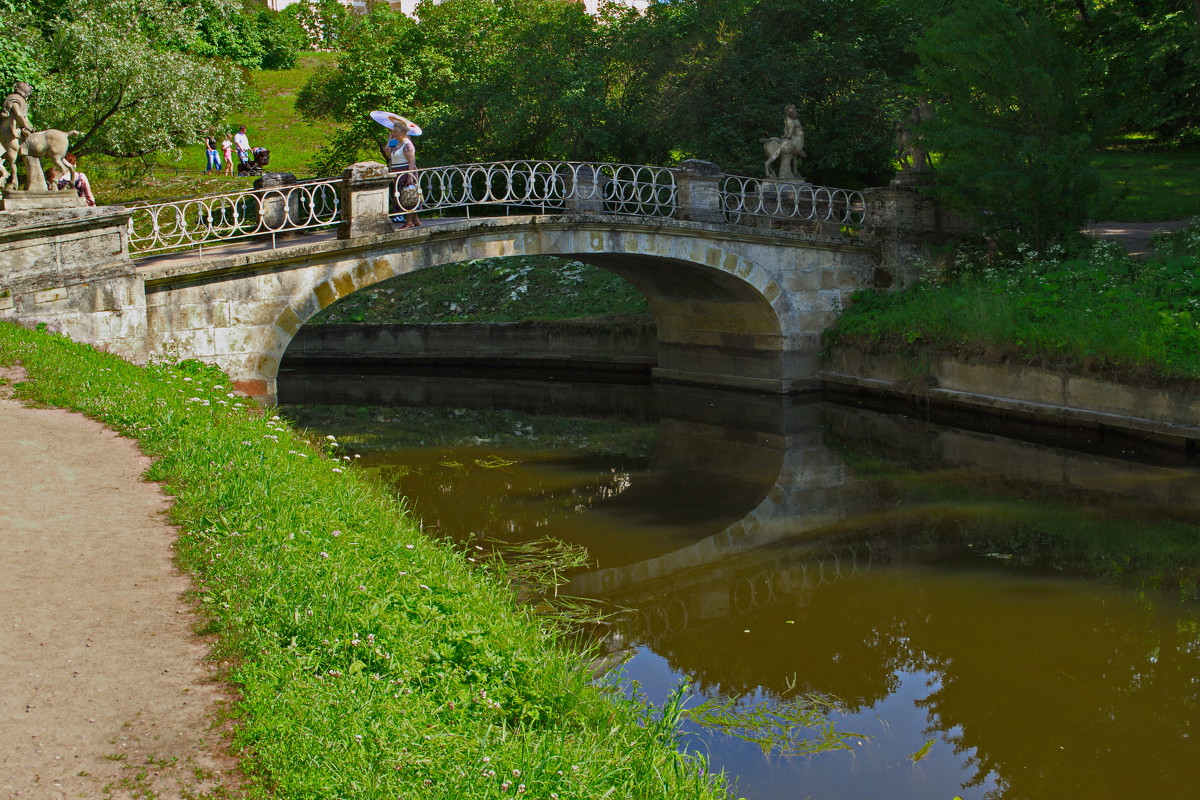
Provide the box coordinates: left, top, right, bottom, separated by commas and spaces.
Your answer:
238, 147, 270, 177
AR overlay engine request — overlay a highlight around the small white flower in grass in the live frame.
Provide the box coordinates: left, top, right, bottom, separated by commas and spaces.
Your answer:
482, 756, 491, 764
332, 468, 343, 473
183, 377, 192, 382
354, 734, 363, 741
517, 785, 525, 794
272, 415, 280, 420
331, 530, 341, 537
242, 440, 251, 446
405, 544, 415, 550
398, 571, 407, 576
501, 782, 510, 792
326, 434, 336, 441
419, 584, 431, 591
358, 585, 367, 592
512, 769, 521, 777
320, 551, 329, 559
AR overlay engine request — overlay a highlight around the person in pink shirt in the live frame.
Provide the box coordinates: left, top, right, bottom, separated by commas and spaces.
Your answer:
54, 153, 96, 206
221, 135, 234, 176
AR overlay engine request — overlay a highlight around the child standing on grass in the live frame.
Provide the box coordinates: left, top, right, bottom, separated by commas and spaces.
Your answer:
221, 135, 234, 177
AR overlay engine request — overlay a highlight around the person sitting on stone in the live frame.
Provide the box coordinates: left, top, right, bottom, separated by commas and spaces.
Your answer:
47, 152, 96, 206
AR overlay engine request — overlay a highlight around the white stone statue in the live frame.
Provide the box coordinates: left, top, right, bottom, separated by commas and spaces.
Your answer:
761, 104, 806, 180
1, 82, 35, 190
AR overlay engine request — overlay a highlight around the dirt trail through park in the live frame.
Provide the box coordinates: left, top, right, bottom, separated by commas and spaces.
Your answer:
0, 367, 243, 799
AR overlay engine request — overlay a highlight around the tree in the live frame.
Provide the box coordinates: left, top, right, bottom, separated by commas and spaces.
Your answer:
913, 0, 1106, 252
0, 1, 39, 89
297, 0, 933, 184
28, 0, 246, 158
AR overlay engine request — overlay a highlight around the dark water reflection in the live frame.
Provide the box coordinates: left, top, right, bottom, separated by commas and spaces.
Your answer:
279, 370, 1200, 800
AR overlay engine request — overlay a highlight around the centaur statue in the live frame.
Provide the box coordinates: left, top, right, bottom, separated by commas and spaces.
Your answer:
761, 104, 806, 180
1, 81, 81, 192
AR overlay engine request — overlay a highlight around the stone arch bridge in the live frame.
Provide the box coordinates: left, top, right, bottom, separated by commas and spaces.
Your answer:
0, 159, 949, 403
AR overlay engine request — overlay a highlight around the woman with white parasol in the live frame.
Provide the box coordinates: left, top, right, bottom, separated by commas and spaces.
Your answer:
371, 110, 422, 229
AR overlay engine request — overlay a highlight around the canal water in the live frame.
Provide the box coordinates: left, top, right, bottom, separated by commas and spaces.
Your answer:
279, 369, 1200, 800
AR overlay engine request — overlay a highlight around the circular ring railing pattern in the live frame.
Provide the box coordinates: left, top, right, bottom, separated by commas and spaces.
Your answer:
720, 174, 866, 228
128, 177, 341, 255
126, 162, 869, 258
391, 161, 679, 219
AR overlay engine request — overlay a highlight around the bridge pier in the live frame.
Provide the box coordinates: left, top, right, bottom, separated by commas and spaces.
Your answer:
0, 205, 147, 364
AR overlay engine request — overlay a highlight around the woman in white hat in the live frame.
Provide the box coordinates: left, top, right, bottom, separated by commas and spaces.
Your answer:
385, 115, 421, 229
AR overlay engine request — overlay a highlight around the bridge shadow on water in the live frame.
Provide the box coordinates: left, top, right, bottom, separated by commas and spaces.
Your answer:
278, 367, 1200, 800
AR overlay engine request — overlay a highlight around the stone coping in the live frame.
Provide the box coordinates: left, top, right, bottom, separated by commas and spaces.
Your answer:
135, 213, 872, 287
821, 346, 1200, 453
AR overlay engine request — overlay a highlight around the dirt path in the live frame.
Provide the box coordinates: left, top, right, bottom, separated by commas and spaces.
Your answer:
1085, 219, 1191, 257
0, 368, 243, 799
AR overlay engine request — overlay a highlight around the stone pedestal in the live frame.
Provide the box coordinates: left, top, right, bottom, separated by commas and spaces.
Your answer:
2, 190, 87, 211
0, 203, 145, 364
565, 164, 606, 213
337, 162, 393, 239
674, 159, 724, 224
862, 184, 973, 287
254, 172, 299, 230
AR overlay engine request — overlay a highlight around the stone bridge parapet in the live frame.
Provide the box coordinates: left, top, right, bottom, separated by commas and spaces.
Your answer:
0, 160, 958, 402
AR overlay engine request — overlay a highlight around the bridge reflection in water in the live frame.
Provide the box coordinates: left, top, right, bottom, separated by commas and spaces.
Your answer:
279, 370, 1200, 800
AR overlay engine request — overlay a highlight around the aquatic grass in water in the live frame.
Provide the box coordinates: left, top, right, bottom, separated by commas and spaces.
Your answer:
685, 691, 862, 758
0, 322, 729, 800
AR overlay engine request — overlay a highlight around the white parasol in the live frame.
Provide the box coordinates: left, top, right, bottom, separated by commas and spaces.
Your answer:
369, 109, 422, 136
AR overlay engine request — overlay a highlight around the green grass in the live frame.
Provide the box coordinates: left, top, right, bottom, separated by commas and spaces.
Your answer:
1093, 143, 1200, 222
827, 222, 1200, 382
89, 52, 339, 206
0, 322, 728, 800
311, 255, 652, 325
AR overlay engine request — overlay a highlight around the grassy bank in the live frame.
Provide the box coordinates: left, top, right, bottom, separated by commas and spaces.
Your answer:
0, 322, 728, 800
827, 222, 1200, 382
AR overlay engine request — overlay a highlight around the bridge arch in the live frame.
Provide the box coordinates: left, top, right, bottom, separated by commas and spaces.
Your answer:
140, 215, 873, 402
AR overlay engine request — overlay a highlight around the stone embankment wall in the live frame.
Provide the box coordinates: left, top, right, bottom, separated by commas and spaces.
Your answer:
822, 346, 1200, 458
284, 320, 658, 374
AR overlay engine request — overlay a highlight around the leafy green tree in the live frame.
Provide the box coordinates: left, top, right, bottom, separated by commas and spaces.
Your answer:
0, 1, 40, 88
29, 0, 246, 157
290, 0, 356, 50
913, 0, 1107, 252
297, 0, 933, 184
185, 0, 308, 70
1087, 0, 1200, 141
609, 0, 938, 183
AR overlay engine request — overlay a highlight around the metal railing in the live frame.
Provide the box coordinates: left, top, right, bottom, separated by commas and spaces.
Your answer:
391, 161, 678, 219
125, 161, 869, 257
720, 175, 866, 228
127, 177, 341, 255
